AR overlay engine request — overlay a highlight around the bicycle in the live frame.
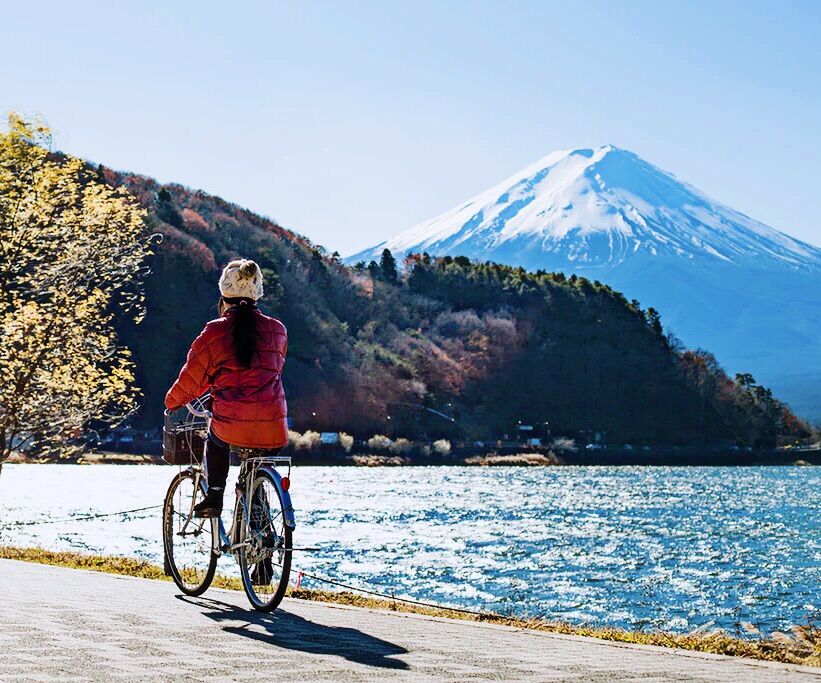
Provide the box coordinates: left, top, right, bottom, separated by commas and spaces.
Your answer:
161, 396, 296, 611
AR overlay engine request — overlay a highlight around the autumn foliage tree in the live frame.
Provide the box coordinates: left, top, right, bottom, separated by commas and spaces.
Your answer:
0, 113, 151, 471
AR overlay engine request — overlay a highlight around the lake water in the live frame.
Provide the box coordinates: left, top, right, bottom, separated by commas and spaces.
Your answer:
1, 464, 818, 634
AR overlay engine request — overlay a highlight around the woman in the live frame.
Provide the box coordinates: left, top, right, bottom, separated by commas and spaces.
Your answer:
165, 259, 288, 518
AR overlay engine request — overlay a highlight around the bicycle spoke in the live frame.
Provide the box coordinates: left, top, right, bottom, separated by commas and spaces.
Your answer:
237, 471, 292, 610
163, 471, 216, 595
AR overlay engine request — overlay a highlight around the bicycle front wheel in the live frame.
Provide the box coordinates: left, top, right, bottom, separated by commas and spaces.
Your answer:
163, 470, 218, 596
236, 470, 292, 611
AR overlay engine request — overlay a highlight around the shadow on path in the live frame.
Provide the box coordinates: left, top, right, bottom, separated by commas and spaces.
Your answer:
177, 595, 410, 670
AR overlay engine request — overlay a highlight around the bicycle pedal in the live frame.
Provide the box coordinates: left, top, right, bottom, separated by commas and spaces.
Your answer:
193, 507, 221, 519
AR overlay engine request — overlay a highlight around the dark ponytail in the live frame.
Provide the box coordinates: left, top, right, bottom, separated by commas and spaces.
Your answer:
223, 297, 258, 368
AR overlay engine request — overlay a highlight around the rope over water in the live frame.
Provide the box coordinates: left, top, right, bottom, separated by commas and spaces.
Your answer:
2, 504, 492, 618
289, 567, 491, 617
0, 505, 163, 528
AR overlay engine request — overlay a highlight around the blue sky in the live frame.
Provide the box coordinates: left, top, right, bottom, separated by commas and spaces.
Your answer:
1, 1, 819, 253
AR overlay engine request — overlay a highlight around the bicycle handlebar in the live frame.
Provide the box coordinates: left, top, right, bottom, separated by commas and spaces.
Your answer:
185, 402, 212, 419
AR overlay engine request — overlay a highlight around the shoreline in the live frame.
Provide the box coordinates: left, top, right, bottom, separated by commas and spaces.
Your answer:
6, 450, 819, 467
1, 545, 817, 668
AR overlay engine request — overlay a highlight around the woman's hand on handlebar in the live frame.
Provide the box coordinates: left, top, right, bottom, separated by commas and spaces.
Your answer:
186, 393, 213, 418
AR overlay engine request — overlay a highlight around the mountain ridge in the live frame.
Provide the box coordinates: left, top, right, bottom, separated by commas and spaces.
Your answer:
348, 146, 821, 419
349, 145, 821, 270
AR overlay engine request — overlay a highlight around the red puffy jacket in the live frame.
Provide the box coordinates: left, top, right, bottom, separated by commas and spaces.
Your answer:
164, 308, 288, 449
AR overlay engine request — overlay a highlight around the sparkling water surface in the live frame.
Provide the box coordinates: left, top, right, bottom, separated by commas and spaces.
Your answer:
1, 464, 818, 633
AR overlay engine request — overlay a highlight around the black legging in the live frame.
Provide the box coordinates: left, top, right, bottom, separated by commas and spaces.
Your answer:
204, 430, 282, 491
204, 431, 231, 491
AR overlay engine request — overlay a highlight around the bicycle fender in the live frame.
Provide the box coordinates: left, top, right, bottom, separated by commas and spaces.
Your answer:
263, 466, 296, 530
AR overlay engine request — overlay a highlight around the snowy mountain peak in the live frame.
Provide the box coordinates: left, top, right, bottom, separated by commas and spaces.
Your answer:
349, 146, 821, 271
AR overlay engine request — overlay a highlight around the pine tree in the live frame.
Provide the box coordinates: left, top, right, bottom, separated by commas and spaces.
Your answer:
646, 307, 663, 336
379, 248, 398, 282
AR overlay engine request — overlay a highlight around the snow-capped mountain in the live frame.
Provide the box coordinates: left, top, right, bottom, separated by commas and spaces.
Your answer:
349, 146, 821, 418
349, 145, 820, 271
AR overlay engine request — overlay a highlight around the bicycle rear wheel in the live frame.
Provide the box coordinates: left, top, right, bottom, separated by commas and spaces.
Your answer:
236, 470, 292, 611
163, 470, 218, 596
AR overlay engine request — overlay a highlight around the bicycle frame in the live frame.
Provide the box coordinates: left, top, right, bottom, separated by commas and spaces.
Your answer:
182, 400, 296, 559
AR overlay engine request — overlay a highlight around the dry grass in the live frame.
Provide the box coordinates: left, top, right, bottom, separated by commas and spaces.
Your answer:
5, 451, 159, 465
0, 545, 246, 590
463, 452, 562, 466
1, 545, 818, 667
350, 454, 411, 466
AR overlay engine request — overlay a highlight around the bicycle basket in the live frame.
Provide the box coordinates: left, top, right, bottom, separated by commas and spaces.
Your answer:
162, 408, 206, 465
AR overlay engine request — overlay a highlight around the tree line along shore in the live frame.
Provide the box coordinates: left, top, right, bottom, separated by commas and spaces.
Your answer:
1, 113, 816, 473
8, 439, 819, 467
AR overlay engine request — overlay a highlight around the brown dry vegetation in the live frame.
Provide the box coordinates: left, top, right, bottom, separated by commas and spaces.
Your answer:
463, 452, 562, 466
350, 454, 412, 466
2, 546, 817, 668
5, 451, 159, 465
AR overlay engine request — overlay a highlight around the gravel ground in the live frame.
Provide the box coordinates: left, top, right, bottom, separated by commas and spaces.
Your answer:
1, 559, 819, 682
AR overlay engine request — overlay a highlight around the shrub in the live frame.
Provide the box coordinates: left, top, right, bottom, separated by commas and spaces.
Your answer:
432, 439, 451, 456
390, 437, 413, 454
289, 430, 321, 450
338, 432, 354, 452
367, 434, 393, 451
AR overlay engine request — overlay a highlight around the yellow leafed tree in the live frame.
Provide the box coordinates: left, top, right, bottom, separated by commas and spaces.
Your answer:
0, 113, 151, 472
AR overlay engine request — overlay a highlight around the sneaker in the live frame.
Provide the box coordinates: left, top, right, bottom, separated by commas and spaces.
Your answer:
251, 557, 273, 586
193, 487, 223, 518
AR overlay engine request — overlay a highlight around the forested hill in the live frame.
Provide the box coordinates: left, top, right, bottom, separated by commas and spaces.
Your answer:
103, 167, 808, 447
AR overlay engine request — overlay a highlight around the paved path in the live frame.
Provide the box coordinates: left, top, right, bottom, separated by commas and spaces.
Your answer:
1, 560, 818, 682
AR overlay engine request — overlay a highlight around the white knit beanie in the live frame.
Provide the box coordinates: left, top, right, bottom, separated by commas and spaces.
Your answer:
218, 259, 264, 300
